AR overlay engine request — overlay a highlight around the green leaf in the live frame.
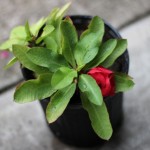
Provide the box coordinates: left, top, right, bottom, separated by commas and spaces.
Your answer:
80, 16, 104, 41
44, 36, 58, 52
46, 8, 59, 25
61, 18, 78, 68
101, 39, 127, 68
74, 16, 104, 69
55, 2, 71, 19
78, 74, 103, 106
46, 21, 61, 54
12, 45, 49, 74
0, 26, 27, 51
115, 73, 134, 92
14, 73, 56, 103
46, 83, 76, 123
0, 39, 26, 51
10, 26, 26, 40
74, 33, 99, 68
46, 3, 71, 54
36, 25, 55, 44
30, 18, 47, 36
81, 93, 113, 140
25, 21, 32, 41
27, 47, 69, 72
51, 67, 77, 89
4, 57, 18, 69
85, 39, 117, 69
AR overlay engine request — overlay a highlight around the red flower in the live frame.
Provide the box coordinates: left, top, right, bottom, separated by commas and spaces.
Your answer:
87, 66, 115, 97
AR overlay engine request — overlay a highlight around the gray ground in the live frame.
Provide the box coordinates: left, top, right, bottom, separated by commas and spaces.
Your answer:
0, 0, 150, 150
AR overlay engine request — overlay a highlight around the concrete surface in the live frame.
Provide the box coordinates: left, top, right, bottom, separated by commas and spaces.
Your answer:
0, 0, 150, 150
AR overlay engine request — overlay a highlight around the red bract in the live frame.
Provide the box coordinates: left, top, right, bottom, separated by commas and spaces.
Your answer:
87, 66, 115, 97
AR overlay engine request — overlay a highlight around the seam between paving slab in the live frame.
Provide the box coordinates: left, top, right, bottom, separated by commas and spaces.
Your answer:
118, 9, 150, 30
0, 78, 23, 94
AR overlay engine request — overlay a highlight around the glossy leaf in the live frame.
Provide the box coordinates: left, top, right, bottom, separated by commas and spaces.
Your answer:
51, 67, 77, 89
81, 93, 113, 140
85, 39, 117, 69
78, 74, 103, 106
101, 39, 127, 68
61, 18, 78, 68
14, 73, 56, 103
46, 83, 76, 123
115, 73, 134, 92
12, 45, 49, 74
27, 47, 69, 72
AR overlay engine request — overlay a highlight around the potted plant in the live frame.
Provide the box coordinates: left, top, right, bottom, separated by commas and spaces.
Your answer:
0, 3, 134, 148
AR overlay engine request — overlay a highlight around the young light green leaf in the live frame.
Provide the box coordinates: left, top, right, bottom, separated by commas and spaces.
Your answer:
115, 73, 134, 92
0, 26, 27, 51
30, 18, 47, 36
46, 83, 76, 123
4, 57, 18, 69
61, 18, 78, 68
10, 26, 26, 40
80, 16, 104, 41
44, 36, 58, 52
74, 33, 99, 68
101, 39, 127, 68
27, 47, 69, 72
0, 39, 26, 51
12, 45, 49, 74
0, 40, 12, 50
47, 8, 59, 23
36, 25, 55, 44
25, 21, 32, 41
78, 74, 103, 106
46, 3, 71, 54
81, 93, 113, 140
55, 2, 71, 19
84, 39, 117, 69
14, 73, 56, 103
51, 67, 77, 89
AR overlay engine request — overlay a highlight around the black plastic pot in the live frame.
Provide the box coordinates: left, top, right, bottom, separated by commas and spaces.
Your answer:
21, 15, 129, 148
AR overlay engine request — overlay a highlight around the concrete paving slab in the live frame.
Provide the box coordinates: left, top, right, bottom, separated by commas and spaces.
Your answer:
1, 0, 150, 91
0, 15, 150, 149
